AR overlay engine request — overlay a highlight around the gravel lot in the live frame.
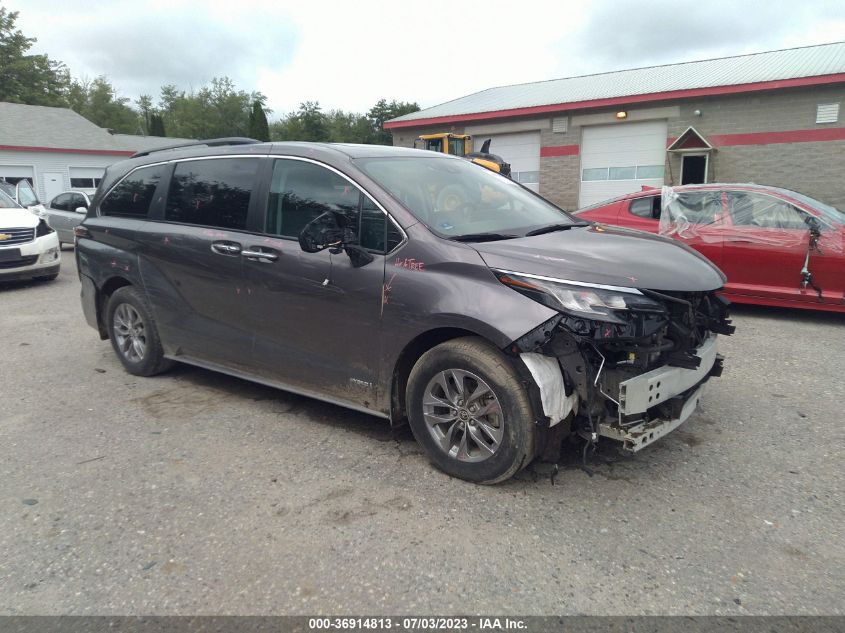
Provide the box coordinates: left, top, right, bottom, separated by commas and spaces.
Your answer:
1, 251, 843, 615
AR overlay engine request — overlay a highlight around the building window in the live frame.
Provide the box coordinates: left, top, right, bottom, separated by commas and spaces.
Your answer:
816, 103, 840, 124
583, 165, 664, 181
581, 167, 608, 181
516, 171, 540, 184
70, 177, 102, 189
636, 165, 664, 179
608, 166, 636, 180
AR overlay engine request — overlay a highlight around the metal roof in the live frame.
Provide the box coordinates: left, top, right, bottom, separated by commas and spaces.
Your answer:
388, 41, 845, 126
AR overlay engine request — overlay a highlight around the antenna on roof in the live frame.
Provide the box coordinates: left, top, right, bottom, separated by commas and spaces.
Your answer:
130, 137, 262, 159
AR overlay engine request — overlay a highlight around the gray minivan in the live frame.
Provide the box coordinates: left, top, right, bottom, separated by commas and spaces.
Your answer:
76, 139, 733, 483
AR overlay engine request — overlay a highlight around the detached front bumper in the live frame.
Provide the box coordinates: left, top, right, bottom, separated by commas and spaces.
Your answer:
598, 335, 720, 452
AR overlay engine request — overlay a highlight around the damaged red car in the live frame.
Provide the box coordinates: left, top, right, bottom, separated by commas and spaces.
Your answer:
575, 184, 845, 312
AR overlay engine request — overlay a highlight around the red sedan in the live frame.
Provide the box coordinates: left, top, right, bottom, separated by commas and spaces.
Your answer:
574, 184, 845, 312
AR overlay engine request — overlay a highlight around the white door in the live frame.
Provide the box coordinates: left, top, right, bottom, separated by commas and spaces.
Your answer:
578, 120, 668, 207
42, 172, 66, 204
473, 132, 540, 192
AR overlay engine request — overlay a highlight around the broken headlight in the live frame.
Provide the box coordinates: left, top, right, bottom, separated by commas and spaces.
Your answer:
495, 270, 664, 324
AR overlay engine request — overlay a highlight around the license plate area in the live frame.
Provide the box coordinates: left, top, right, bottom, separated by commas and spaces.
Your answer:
0, 248, 22, 262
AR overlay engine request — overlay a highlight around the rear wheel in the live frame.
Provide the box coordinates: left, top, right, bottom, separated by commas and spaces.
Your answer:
106, 286, 173, 376
406, 337, 535, 483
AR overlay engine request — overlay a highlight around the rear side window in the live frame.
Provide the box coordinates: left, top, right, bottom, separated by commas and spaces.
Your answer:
165, 158, 259, 230
629, 196, 661, 219
101, 165, 164, 218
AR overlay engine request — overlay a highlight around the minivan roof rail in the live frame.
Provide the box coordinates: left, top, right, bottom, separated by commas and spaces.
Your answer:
130, 137, 262, 159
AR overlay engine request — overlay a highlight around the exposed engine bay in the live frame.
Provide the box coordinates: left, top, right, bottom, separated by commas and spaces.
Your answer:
508, 284, 735, 456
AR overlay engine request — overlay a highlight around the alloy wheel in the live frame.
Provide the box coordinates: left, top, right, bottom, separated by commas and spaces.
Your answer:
422, 369, 503, 462
112, 303, 147, 362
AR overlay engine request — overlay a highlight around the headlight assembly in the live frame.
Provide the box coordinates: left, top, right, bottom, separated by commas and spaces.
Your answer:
36, 219, 54, 237
495, 269, 665, 323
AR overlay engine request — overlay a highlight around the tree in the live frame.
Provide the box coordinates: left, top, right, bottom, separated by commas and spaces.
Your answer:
367, 99, 420, 145
149, 114, 166, 137
65, 76, 140, 134
248, 100, 270, 141
0, 7, 69, 106
157, 77, 266, 139
271, 102, 329, 142
136, 94, 153, 134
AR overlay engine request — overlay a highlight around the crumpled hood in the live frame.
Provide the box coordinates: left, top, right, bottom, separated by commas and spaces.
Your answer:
473, 224, 726, 291
0, 208, 39, 230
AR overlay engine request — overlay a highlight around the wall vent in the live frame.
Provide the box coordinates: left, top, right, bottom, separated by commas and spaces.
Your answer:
552, 117, 568, 133
816, 103, 839, 124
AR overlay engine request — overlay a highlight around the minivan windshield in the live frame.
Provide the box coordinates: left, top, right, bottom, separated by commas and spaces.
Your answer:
355, 156, 573, 239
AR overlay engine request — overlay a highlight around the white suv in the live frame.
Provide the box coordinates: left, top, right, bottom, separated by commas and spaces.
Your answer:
0, 189, 60, 282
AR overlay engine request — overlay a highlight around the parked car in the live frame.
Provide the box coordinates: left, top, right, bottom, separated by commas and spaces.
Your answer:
0, 187, 61, 282
44, 190, 94, 246
76, 140, 733, 483
575, 184, 845, 312
0, 179, 47, 215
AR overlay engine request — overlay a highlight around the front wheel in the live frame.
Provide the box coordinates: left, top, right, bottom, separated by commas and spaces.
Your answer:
406, 337, 535, 483
106, 286, 173, 376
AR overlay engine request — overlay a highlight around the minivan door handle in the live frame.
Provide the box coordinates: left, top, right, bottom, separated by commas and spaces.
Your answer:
242, 247, 279, 262
211, 241, 242, 256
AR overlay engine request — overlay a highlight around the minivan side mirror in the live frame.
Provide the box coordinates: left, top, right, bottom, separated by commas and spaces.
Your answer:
298, 211, 375, 268
75, 206, 87, 214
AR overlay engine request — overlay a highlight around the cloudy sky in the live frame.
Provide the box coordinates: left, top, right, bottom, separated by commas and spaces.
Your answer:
9, 0, 845, 119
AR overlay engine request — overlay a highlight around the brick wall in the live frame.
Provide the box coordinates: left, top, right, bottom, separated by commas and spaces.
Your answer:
667, 86, 845, 208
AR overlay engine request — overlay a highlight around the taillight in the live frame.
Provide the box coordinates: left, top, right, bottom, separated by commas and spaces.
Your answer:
74, 225, 92, 239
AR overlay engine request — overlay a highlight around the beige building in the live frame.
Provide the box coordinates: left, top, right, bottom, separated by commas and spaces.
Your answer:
386, 42, 845, 210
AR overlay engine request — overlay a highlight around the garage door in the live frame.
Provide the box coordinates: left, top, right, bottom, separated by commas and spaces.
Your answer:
473, 132, 540, 192
0, 165, 35, 185
578, 120, 667, 207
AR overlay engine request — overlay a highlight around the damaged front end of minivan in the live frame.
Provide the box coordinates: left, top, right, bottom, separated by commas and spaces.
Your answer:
497, 270, 735, 455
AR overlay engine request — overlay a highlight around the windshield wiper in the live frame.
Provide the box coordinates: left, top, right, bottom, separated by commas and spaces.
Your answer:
524, 222, 590, 237
450, 232, 519, 242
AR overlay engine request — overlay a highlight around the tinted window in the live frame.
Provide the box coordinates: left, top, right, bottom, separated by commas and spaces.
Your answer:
266, 160, 360, 238
50, 193, 72, 211
101, 165, 164, 218
629, 196, 661, 219
727, 192, 807, 229
69, 193, 88, 210
165, 158, 258, 230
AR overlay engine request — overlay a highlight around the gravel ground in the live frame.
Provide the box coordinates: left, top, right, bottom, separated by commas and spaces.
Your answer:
1, 251, 843, 615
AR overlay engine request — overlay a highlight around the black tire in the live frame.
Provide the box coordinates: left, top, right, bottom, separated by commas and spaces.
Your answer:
106, 286, 173, 377
406, 337, 535, 484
